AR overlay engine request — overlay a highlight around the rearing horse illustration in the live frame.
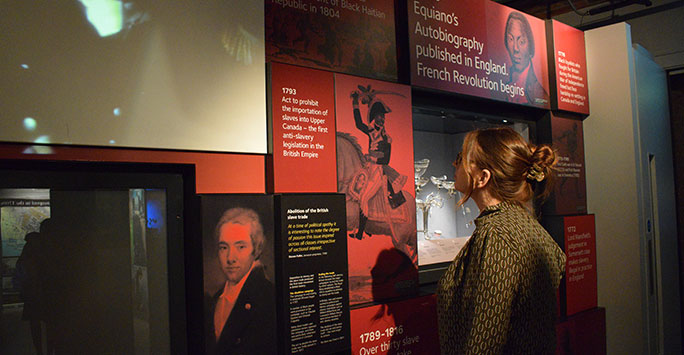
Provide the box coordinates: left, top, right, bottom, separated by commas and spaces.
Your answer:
336, 132, 417, 263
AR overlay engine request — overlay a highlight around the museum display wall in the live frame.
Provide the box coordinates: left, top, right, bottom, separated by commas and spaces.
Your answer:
1, 0, 605, 353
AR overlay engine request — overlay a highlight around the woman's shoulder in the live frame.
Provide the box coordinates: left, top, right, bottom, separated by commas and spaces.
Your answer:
477, 201, 530, 229
477, 202, 545, 246
473, 217, 524, 253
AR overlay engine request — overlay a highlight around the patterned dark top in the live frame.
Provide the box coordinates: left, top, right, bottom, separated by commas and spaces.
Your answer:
437, 201, 566, 354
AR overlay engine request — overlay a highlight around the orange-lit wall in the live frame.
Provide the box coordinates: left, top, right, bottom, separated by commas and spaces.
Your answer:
0, 143, 265, 194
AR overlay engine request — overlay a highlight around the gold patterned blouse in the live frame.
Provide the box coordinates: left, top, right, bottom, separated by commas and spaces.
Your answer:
437, 201, 566, 355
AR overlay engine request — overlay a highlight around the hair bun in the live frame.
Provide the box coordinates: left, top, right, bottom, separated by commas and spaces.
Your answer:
527, 145, 555, 182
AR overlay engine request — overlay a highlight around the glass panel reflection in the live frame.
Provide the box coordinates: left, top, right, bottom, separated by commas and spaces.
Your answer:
413, 110, 530, 267
1, 188, 168, 354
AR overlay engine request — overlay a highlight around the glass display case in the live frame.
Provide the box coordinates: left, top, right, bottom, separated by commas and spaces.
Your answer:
412, 107, 531, 269
0, 160, 192, 355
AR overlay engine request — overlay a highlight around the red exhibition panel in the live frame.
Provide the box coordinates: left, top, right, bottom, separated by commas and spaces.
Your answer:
549, 20, 589, 115
564, 214, 597, 316
334, 73, 418, 306
270, 62, 337, 193
408, 0, 550, 108
334, 74, 415, 196
350, 295, 440, 355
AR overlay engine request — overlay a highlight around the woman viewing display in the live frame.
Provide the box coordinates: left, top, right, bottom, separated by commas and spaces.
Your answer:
437, 127, 566, 354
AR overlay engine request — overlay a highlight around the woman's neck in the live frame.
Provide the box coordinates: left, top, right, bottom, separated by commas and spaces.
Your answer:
471, 188, 502, 212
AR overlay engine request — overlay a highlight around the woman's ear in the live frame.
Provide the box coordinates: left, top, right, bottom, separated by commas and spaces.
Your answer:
474, 168, 492, 189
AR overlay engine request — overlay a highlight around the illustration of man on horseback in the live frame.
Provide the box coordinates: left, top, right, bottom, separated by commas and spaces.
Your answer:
349, 85, 408, 240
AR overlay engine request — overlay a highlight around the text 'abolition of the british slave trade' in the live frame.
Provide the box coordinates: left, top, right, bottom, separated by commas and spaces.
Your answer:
287, 207, 341, 257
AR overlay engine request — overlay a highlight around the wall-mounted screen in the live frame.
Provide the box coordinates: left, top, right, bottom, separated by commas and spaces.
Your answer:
1, 1, 266, 153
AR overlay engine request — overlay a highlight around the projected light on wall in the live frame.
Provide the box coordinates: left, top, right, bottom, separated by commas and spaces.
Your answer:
34, 135, 50, 144
78, 0, 124, 37
222, 25, 257, 65
23, 117, 37, 131
77, 0, 150, 37
23, 136, 54, 154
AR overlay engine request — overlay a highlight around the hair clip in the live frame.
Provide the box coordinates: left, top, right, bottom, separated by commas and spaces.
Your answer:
526, 163, 545, 182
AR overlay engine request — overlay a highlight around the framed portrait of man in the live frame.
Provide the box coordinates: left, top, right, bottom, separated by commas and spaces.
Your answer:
199, 194, 277, 355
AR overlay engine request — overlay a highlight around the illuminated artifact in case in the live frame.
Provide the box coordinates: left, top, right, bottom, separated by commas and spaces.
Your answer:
414, 158, 477, 242
430, 175, 451, 192
415, 159, 440, 239
415, 161, 463, 240
439, 179, 475, 228
416, 192, 443, 240
441, 180, 457, 196
414, 158, 430, 194
431, 172, 476, 229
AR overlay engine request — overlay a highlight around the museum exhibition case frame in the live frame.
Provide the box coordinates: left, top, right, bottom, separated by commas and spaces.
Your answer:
0, 159, 193, 354
410, 89, 544, 285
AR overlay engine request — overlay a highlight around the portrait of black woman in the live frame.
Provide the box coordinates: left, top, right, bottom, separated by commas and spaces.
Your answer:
504, 12, 549, 106
436, 127, 566, 354
205, 207, 276, 355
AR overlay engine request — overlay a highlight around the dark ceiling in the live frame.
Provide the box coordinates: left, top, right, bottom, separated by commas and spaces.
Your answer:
498, 0, 608, 18
496, 0, 683, 30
